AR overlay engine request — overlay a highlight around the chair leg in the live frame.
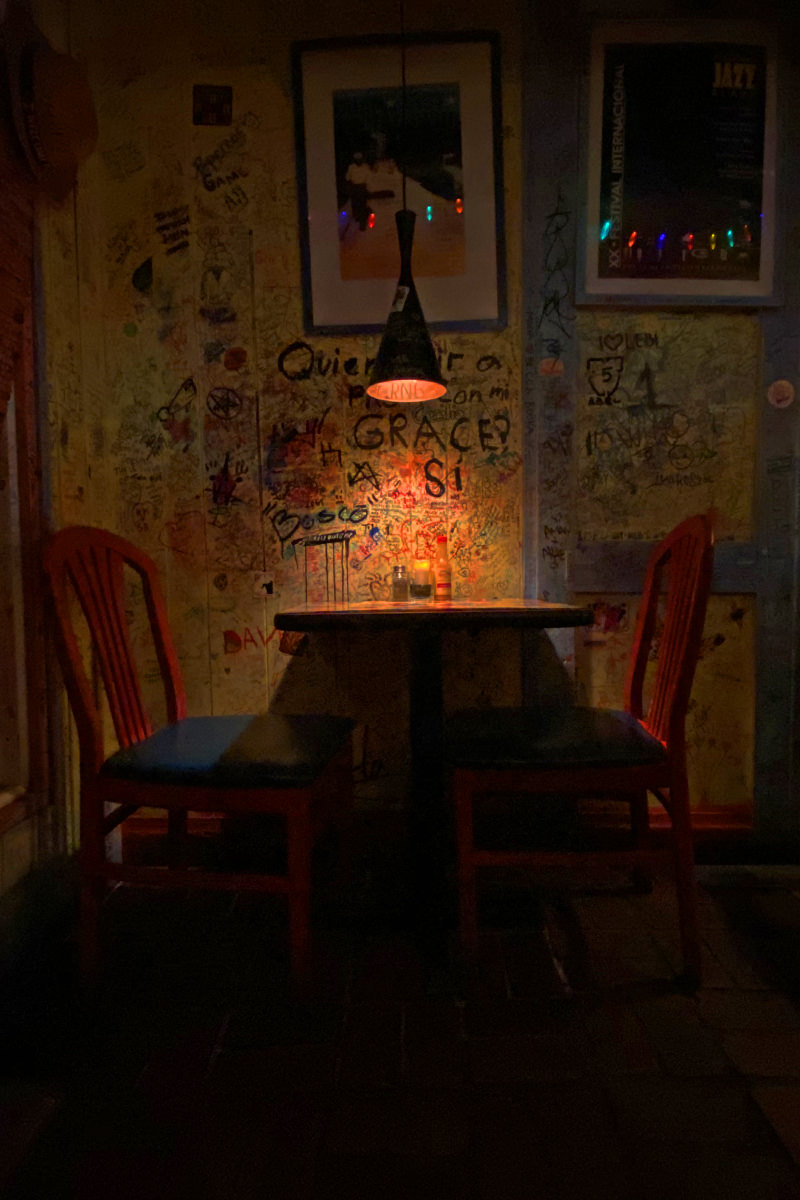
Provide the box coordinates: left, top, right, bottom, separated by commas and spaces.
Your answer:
630, 789, 650, 849
629, 789, 653, 894
79, 787, 106, 989
167, 809, 188, 869
79, 874, 103, 988
287, 803, 312, 984
333, 744, 355, 896
454, 771, 478, 955
670, 775, 702, 988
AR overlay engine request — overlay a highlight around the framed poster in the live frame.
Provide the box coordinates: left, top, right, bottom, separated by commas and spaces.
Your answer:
292, 32, 506, 334
579, 22, 777, 305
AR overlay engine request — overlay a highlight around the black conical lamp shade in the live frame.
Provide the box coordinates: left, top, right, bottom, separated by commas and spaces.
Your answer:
366, 210, 447, 403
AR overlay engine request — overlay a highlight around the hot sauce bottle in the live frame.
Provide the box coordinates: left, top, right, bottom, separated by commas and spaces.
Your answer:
434, 535, 452, 602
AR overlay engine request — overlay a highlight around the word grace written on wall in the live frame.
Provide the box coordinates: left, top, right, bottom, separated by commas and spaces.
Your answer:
574, 311, 759, 542
259, 337, 523, 607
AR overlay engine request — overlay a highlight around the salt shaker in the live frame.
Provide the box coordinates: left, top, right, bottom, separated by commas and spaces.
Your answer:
392, 564, 409, 601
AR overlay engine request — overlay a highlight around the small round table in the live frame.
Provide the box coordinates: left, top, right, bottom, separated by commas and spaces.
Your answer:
274, 599, 594, 962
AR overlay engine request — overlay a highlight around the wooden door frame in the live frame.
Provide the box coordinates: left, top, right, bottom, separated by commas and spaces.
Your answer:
0, 147, 52, 847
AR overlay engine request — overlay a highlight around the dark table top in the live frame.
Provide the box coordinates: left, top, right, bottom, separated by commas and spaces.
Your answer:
274, 597, 595, 634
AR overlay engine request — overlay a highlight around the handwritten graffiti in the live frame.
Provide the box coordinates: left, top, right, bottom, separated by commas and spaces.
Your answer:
264, 408, 332, 484
107, 222, 138, 268
352, 411, 511, 455
262, 499, 370, 549
597, 331, 659, 352
159, 511, 204, 556
587, 356, 623, 403
476, 355, 502, 372
577, 343, 730, 501
351, 525, 383, 571
156, 378, 196, 449
276, 340, 471, 384
208, 452, 245, 508
199, 238, 237, 325
651, 472, 712, 488
155, 205, 190, 256
537, 189, 575, 348
423, 458, 465, 498
348, 461, 381, 489
221, 178, 249, 207
206, 387, 242, 422
193, 112, 258, 191
278, 341, 370, 381
542, 543, 566, 566
223, 625, 277, 653
293, 530, 354, 600
542, 422, 573, 457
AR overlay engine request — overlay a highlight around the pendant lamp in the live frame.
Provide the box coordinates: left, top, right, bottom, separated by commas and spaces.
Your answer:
366, 7, 446, 403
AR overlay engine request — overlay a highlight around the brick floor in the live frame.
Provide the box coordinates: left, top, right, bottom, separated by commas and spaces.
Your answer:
3, 828, 800, 1198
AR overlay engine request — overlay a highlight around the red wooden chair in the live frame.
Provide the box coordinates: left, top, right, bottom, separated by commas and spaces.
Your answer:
43, 525, 354, 986
446, 514, 714, 987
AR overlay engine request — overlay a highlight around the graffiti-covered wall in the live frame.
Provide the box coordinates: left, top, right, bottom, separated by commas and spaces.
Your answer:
36, 0, 765, 824
544, 313, 758, 818
37, 0, 525, 810
524, 0, 763, 824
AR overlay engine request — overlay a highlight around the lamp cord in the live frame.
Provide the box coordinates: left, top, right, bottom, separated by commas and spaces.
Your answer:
400, 0, 407, 210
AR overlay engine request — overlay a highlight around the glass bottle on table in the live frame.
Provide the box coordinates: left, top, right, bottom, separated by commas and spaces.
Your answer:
434, 535, 452, 602
392, 563, 409, 601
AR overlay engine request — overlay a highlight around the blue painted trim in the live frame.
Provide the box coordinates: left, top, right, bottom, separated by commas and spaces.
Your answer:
568, 541, 760, 595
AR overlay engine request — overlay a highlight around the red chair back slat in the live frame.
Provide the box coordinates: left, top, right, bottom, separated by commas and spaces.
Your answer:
69, 543, 151, 746
624, 514, 714, 747
44, 526, 187, 772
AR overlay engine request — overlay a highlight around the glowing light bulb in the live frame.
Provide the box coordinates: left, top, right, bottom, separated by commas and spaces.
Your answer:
600, 220, 611, 241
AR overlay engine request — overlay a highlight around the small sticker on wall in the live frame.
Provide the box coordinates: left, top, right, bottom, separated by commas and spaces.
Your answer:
193, 85, 233, 126
767, 379, 795, 409
538, 357, 564, 376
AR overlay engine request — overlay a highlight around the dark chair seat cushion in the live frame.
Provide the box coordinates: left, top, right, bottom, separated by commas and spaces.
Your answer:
100, 713, 354, 789
445, 706, 667, 770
